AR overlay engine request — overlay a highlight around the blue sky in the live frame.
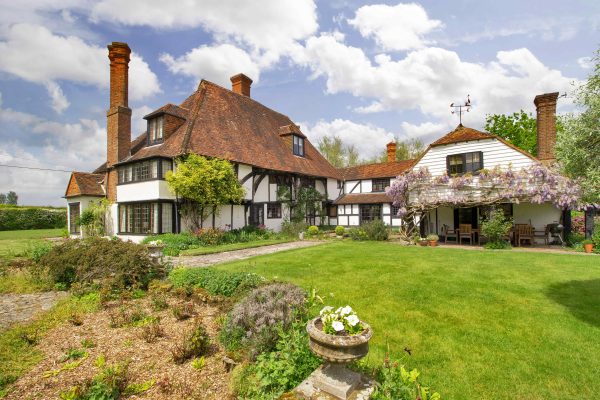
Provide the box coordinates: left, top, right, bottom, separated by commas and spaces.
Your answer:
0, 0, 598, 206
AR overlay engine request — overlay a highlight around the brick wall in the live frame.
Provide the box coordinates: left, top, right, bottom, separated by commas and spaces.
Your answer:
163, 114, 185, 142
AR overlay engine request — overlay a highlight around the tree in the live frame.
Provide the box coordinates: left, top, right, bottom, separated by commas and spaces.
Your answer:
0, 194, 6, 204
484, 110, 537, 155
393, 138, 425, 161
6, 191, 17, 205
557, 48, 600, 206
317, 135, 362, 167
277, 184, 324, 223
166, 154, 245, 230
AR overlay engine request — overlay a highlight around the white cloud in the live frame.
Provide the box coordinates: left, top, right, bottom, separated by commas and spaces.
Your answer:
399, 121, 449, 141
43, 81, 70, 113
91, 0, 318, 67
131, 105, 153, 135
0, 91, 106, 206
304, 34, 576, 125
0, 23, 160, 111
348, 3, 443, 51
301, 118, 395, 160
160, 44, 260, 87
577, 56, 593, 69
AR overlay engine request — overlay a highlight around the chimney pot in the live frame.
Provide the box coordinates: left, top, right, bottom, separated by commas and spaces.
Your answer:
534, 92, 559, 162
386, 141, 397, 162
230, 73, 253, 97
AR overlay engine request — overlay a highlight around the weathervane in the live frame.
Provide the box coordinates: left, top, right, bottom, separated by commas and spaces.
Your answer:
450, 95, 471, 124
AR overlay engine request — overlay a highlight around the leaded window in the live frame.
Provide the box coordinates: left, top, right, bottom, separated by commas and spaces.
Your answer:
372, 178, 390, 192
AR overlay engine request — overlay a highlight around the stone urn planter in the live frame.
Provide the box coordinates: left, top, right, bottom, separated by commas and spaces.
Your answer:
305, 317, 373, 399
144, 244, 165, 259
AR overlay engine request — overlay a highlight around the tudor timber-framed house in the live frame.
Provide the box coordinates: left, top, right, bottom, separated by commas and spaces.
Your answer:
64, 42, 570, 245
64, 42, 342, 242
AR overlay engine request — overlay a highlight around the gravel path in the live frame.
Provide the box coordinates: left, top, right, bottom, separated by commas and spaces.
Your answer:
0, 291, 68, 330
172, 240, 325, 268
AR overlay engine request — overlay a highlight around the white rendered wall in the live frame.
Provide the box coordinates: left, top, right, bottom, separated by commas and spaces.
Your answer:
67, 196, 105, 238
327, 179, 340, 200
117, 181, 175, 202
361, 180, 372, 193
413, 138, 534, 176
238, 164, 253, 201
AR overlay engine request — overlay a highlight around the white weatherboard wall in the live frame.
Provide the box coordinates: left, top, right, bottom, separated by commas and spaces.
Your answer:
414, 138, 534, 176
117, 181, 175, 202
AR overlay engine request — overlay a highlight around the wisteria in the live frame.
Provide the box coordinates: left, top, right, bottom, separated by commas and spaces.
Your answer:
386, 163, 581, 219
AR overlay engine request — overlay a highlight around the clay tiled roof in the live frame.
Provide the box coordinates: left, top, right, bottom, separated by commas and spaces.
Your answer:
334, 193, 391, 205
430, 124, 493, 147
339, 160, 414, 180
65, 172, 105, 198
143, 103, 188, 120
121, 80, 341, 179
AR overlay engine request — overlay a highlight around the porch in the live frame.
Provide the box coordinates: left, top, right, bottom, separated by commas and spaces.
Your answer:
420, 202, 569, 246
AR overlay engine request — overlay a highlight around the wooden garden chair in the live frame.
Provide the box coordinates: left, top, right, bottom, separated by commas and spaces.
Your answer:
459, 224, 473, 245
443, 224, 457, 243
517, 225, 534, 246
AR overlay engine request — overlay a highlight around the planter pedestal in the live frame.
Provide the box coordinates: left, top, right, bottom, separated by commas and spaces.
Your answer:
295, 364, 375, 400
295, 317, 374, 400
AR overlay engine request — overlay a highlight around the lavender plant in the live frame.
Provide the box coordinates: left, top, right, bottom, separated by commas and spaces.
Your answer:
220, 283, 306, 359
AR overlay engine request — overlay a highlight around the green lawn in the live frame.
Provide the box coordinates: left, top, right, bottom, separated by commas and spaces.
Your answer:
179, 238, 294, 256
0, 229, 63, 261
214, 241, 600, 400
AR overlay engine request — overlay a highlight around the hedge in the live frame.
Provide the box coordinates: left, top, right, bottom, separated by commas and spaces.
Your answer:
0, 206, 67, 231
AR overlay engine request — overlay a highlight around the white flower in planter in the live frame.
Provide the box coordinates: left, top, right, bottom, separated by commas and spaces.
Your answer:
320, 306, 333, 316
339, 306, 353, 316
345, 314, 360, 327
332, 321, 345, 332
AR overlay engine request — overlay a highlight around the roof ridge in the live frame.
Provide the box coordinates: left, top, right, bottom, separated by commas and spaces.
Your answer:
200, 79, 293, 123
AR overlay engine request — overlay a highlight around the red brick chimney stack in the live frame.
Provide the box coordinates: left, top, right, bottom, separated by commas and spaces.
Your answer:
230, 73, 253, 97
386, 141, 397, 162
106, 42, 132, 201
534, 92, 559, 162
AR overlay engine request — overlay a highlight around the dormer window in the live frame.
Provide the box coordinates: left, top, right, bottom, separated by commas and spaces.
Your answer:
148, 116, 164, 145
293, 135, 305, 157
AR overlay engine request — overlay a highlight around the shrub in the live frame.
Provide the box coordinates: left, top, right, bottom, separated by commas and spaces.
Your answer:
566, 232, 585, 247
142, 233, 201, 256
348, 227, 368, 241
150, 292, 169, 311
35, 237, 170, 290
143, 226, 277, 255
371, 356, 440, 400
171, 322, 210, 364
281, 220, 308, 238
230, 321, 320, 399
26, 241, 53, 263
172, 302, 195, 321
307, 225, 319, 236
480, 208, 512, 249
59, 359, 129, 400
0, 206, 66, 231
335, 226, 345, 236
220, 283, 306, 359
140, 318, 165, 343
593, 228, 600, 254
361, 219, 389, 241
168, 268, 264, 297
